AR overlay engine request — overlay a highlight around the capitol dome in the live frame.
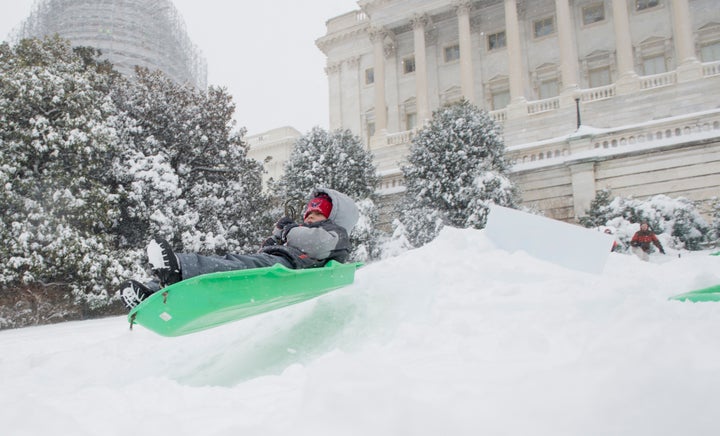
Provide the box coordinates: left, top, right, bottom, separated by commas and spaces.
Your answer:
14, 0, 207, 89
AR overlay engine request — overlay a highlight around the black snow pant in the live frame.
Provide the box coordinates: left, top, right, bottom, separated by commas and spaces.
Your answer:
176, 252, 294, 280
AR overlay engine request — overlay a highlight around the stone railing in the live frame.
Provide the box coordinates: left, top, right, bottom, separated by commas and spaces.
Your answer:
377, 170, 406, 192
590, 112, 720, 150
387, 129, 416, 146
507, 109, 720, 167
326, 10, 368, 33
507, 143, 571, 166
703, 60, 720, 77
527, 97, 560, 114
578, 84, 616, 102
489, 109, 507, 123
639, 71, 676, 90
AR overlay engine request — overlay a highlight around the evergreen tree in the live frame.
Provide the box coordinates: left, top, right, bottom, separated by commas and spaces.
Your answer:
399, 100, 519, 246
112, 68, 268, 253
0, 36, 138, 302
579, 188, 613, 228
278, 127, 377, 202
277, 127, 380, 260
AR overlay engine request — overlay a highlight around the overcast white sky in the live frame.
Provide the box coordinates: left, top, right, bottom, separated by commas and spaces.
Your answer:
0, 0, 360, 136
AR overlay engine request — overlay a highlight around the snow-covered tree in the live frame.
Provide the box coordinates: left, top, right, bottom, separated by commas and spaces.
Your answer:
581, 190, 712, 251
579, 188, 613, 228
276, 127, 381, 260
112, 68, 268, 253
1, 36, 271, 314
711, 198, 720, 245
0, 36, 139, 303
278, 127, 377, 201
399, 100, 519, 246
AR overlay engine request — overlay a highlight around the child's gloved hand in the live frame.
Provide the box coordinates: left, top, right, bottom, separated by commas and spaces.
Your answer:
281, 223, 299, 242
260, 235, 281, 248
275, 216, 295, 229
272, 217, 297, 243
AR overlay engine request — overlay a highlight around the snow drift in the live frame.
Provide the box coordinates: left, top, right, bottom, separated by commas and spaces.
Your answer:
1, 227, 720, 436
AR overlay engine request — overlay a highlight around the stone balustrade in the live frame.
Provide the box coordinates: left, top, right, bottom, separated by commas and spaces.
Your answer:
527, 97, 560, 115
703, 60, 720, 77
506, 109, 720, 167
639, 71, 677, 90
578, 84, 616, 102
489, 109, 507, 123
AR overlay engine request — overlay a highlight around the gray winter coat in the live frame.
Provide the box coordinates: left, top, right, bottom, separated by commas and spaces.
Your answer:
262, 187, 359, 268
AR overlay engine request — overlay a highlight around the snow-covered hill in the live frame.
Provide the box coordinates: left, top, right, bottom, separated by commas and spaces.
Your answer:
1, 227, 719, 435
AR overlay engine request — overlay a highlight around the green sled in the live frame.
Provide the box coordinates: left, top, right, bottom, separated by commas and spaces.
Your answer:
669, 284, 720, 303
128, 261, 362, 337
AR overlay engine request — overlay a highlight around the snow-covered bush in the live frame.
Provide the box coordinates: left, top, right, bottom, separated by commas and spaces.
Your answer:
112, 68, 268, 254
350, 198, 383, 262
711, 198, 720, 245
376, 219, 414, 259
582, 190, 712, 251
0, 36, 142, 302
1, 37, 269, 308
278, 127, 377, 200
398, 100, 519, 247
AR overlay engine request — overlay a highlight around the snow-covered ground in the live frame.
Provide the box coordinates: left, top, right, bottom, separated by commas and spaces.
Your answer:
1, 227, 719, 435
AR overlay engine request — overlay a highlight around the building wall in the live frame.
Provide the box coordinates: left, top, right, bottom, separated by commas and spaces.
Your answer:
246, 127, 302, 190
513, 133, 720, 222
508, 105, 720, 220
317, 0, 720, 225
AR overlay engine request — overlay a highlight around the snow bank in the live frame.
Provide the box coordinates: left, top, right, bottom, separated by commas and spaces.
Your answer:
1, 227, 719, 435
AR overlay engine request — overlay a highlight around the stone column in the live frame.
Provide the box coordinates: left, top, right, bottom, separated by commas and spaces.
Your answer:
610, 0, 639, 93
671, 0, 702, 81
569, 161, 597, 221
555, 0, 579, 100
412, 14, 430, 124
455, 1, 475, 103
324, 61, 343, 130
384, 43, 399, 133
369, 27, 388, 135
345, 56, 362, 134
504, 0, 527, 114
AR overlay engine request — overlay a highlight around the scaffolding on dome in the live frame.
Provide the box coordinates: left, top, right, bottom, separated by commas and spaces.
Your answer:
12, 0, 207, 89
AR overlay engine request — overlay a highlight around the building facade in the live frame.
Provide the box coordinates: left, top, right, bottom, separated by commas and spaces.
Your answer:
317, 0, 720, 222
246, 126, 302, 190
14, 0, 207, 89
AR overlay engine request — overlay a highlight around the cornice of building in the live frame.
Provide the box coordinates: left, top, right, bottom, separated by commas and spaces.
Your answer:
246, 126, 302, 149
357, 0, 388, 14
318, 0, 498, 53
316, 25, 370, 53
316, 12, 370, 53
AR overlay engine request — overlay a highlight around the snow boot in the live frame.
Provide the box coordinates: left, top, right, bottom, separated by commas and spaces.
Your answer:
147, 237, 182, 287
119, 280, 155, 310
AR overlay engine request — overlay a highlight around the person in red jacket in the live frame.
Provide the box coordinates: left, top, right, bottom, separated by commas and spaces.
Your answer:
630, 222, 665, 261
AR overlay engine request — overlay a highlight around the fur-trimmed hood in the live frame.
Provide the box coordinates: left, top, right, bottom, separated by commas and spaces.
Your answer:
309, 187, 359, 233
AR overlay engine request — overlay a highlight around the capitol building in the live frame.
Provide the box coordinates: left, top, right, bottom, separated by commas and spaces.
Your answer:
13, 0, 207, 89
316, 0, 720, 222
